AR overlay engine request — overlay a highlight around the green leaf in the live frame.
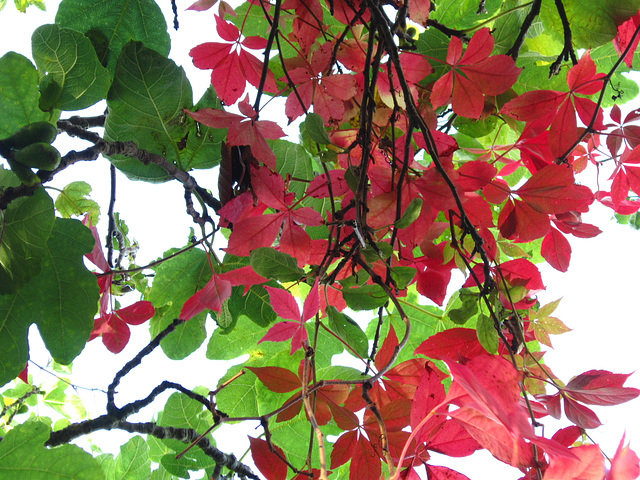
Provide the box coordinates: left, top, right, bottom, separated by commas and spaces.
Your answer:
302, 113, 332, 144
148, 248, 211, 359
273, 139, 315, 198
105, 41, 192, 182
55, 0, 170, 74
430, 0, 504, 32
159, 391, 210, 439
326, 306, 369, 359
250, 248, 304, 282
29, 218, 99, 364
0, 217, 99, 386
541, 0, 640, 49
31, 24, 110, 111
0, 187, 55, 294
477, 314, 499, 354
54, 181, 100, 224
100, 436, 151, 480
181, 87, 225, 171
390, 267, 417, 291
0, 419, 105, 479
341, 284, 388, 311
0, 52, 49, 139
160, 455, 192, 478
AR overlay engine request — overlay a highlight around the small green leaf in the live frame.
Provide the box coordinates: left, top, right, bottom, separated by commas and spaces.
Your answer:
395, 198, 423, 229
54, 181, 100, 224
250, 248, 304, 282
326, 306, 369, 358
302, 113, 332, 144
32, 24, 110, 110
341, 284, 388, 311
477, 314, 499, 354
390, 267, 417, 291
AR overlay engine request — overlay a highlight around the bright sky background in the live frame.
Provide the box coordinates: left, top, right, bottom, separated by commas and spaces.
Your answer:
1, 1, 639, 479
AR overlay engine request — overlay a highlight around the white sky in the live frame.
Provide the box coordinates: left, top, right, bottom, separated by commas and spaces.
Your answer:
1, 1, 639, 479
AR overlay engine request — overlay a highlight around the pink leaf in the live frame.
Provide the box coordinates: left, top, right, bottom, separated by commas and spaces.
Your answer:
115, 301, 155, 325
265, 286, 301, 321
180, 275, 232, 320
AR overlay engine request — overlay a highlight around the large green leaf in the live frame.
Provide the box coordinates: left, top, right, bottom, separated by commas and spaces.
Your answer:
0, 187, 55, 294
55, 0, 170, 73
0, 419, 104, 479
99, 436, 151, 480
31, 24, 110, 110
540, 0, 640, 49
0, 52, 49, 138
105, 41, 192, 182
0, 217, 99, 385
430, 0, 504, 31
29, 218, 99, 363
148, 248, 211, 359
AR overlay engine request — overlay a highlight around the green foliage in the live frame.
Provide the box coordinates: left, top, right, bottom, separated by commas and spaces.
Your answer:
0, 53, 49, 138
32, 24, 110, 110
0, 419, 105, 479
104, 42, 192, 181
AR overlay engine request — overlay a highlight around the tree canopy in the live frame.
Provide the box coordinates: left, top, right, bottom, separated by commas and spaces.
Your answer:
1, 0, 640, 479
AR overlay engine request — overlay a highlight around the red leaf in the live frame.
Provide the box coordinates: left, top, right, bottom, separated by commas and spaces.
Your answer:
180, 275, 232, 320
259, 321, 301, 344
455, 161, 497, 191
218, 266, 268, 288
501, 90, 565, 124
350, 434, 381, 480
265, 286, 301, 321
608, 434, 640, 480
248, 436, 288, 480
516, 165, 594, 214
544, 444, 605, 480
500, 258, 545, 290
83, 218, 110, 273
17, 364, 28, 384
416, 266, 451, 306
247, 366, 300, 393
552, 426, 583, 447
375, 325, 399, 370
225, 213, 284, 256
563, 396, 603, 429
187, 0, 217, 11
614, 12, 640, 68
414, 328, 485, 361
445, 356, 532, 438
425, 420, 482, 457
426, 464, 472, 480
564, 370, 640, 406
101, 314, 131, 354
542, 227, 572, 272
450, 407, 533, 467
114, 301, 155, 325
302, 279, 319, 322
330, 430, 358, 469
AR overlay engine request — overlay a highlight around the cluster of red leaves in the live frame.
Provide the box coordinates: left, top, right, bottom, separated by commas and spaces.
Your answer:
84, 3, 640, 480
83, 219, 154, 353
